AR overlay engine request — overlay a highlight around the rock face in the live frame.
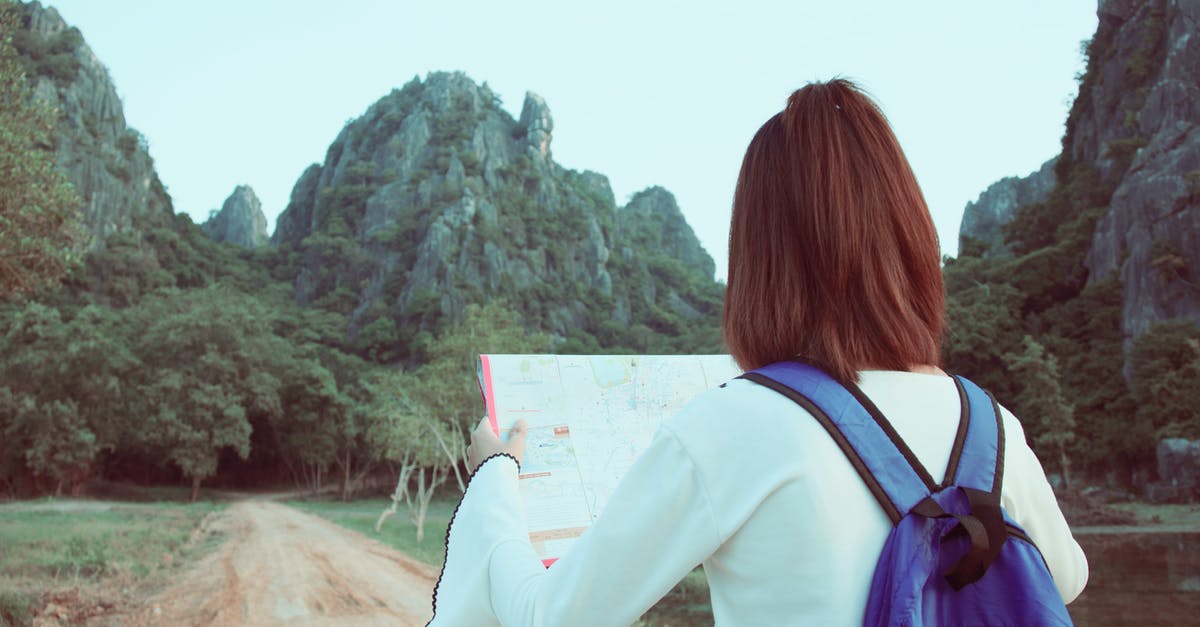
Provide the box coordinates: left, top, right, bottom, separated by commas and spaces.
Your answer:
15, 2, 174, 248
619, 187, 716, 279
958, 158, 1056, 257
1078, 0, 1200, 340
959, 0, 1200, 351
1147, 437, 1200, 502
271, 72, 721, 354
203, 185, 267, 248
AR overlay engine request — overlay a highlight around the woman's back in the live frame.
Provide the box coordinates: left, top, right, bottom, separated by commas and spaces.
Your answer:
668, 371, 1085, 624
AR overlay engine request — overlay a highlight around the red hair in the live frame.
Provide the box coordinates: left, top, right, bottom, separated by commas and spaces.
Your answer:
723, 79, 944, 382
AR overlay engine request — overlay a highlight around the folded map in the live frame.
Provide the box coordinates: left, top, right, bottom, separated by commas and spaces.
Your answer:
477, 354, 741, 566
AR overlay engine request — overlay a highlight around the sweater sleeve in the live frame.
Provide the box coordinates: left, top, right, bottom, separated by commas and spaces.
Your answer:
429, 429, 722, 626
997, 408, 1089, 604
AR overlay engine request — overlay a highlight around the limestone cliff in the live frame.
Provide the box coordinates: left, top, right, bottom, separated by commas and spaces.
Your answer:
203, 185, 267, 248
1079, 0, 1200, 339
958, 158, 1056, 258
272, 72, 721, 357
958, 0, 1200, 349
14, 1, 174, 248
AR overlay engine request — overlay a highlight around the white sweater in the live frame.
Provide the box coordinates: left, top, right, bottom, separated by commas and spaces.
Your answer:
430, 370, 1089, 626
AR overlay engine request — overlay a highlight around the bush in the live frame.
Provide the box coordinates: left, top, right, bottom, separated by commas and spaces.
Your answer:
0, 590, 35, 627
1130, 320, 1200, 441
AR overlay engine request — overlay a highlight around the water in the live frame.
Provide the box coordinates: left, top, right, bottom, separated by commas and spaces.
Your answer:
1069, 532, 1200, 626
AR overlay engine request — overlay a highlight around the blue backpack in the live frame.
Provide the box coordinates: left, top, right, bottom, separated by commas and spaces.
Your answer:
742, 361, 1073, 626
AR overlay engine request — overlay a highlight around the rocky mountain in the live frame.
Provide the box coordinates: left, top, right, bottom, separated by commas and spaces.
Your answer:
203, 185, 267, 248
1079, 0, 1200, 340
13, 3, 720, 356
271, 72, 722, 358
14, 1, 173, 248
958, 0, 1200, 349
958, 158, 1056, 258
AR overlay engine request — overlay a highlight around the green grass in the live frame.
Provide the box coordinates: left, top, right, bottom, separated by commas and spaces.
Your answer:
0, 498, 224, 624
288, 496, 458, 567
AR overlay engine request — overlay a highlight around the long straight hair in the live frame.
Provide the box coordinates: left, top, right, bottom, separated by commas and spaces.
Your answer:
723, 79, 944, 383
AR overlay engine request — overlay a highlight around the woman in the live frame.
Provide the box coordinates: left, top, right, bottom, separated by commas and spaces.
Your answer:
431, 79, 1088, 625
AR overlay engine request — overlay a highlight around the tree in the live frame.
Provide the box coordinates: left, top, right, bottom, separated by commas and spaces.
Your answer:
365, 375, 454, 543
0, 1, 83, 299
1130, 321, 1200, 443
371, 302, 550, 541
409, 301, 552, 431
130, 287, 288, 500
0, 302, 133, 494
1006, 335, 1076, 488
942, 282, 1026, 404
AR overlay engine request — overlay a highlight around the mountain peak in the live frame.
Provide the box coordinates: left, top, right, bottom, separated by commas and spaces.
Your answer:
518, 91, 553, 159
203, 185, 267, 248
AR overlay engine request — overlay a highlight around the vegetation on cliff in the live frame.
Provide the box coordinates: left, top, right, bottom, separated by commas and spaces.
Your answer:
946, 0, 1200, 483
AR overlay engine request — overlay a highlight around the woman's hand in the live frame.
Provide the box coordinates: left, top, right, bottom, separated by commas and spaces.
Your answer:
467, 417, 528, 474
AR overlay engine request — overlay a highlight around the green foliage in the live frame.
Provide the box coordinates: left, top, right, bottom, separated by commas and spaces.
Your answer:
1040, 279, 1134, 469
128, 287, 287, 491
1105, 136, 1147, 173
406, 301, 552, 432
429, 92, 479, 147
1130, 320, 1200, 441
10, 9, 82, 85
0, 303, 136, 493
943, 282, 1026, 403
0, 589, 35, 626
1005, 336, 1076, 482
1149, 239, 1191, 287
314, 160, 386, 237
1123, 4, 1167, 83
0, 3, 84, 299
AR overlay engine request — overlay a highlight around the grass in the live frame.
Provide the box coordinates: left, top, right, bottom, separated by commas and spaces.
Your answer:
288, 495, 458, 567
0, 499, 223, 625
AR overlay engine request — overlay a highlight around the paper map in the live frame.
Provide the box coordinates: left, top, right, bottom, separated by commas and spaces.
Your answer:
477, 354, 741, 566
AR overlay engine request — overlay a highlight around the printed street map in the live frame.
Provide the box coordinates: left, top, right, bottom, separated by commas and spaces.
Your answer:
478, 354, 741, 565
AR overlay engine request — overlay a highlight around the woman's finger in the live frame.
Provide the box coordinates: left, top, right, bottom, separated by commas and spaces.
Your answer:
506, 420, 528, 463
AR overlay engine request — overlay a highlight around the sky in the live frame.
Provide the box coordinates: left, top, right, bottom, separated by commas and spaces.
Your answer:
46, 0, 1098, 280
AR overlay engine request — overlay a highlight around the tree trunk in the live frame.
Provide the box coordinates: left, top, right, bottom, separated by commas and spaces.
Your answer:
410, 465, 449, 544
429, 424, 466, 493
339, 452, 351, 501
411, 468, 428, 543
1058, 443, 1073, 490
375, 455, 417, 533
190, 476, 201, 502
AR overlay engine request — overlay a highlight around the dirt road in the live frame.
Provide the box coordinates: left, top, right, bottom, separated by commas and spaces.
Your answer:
125, 501, 436, 626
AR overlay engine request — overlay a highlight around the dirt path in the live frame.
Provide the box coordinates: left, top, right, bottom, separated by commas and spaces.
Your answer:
124, 501, 436, 626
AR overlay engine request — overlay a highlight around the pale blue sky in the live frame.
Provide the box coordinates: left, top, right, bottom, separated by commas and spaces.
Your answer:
47, 0, 1097, 279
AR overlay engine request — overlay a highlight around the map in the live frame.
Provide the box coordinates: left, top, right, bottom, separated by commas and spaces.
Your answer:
477, 354, 741, 565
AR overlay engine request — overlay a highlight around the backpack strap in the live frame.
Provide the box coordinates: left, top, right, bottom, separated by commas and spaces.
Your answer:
741, 361, 944, 524
934, 375, 1009, 589
948, 375, 1004, 495
744, 362, 1012, 590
